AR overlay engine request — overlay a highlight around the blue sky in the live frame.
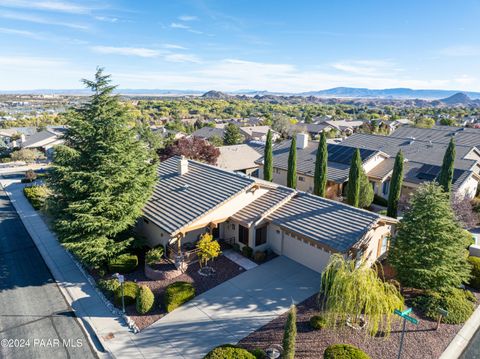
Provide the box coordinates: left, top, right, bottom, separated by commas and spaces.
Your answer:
0, 0, 479, 91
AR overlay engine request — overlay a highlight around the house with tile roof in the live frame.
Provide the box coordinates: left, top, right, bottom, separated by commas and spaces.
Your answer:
216, 143, 262, 175
136, 156, 396, 273
255, 130, 480, 201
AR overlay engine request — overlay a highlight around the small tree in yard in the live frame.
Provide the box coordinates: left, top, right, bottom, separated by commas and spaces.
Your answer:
287, 136, 297, 189
196, 233, 221, 268
387, 150, 404, 218
223, 123, 244, 145
438, 138, 455, 194
282, 305, 297, 359
389, 182, 472, 291
160, 136, 220, 165
319, 254, 403, 337
264, 129, 273, 182
313, 132, 327, 197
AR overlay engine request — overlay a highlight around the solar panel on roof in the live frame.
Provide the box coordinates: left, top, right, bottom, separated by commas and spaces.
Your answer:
327, 144, 376, 165
416, 164, 465, 182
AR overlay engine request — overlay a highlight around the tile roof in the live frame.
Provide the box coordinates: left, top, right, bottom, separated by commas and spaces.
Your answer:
143, 156, 255, 234
267, 192, 381, 252
230, 186, 295, 225
341, 133, 477, 170
390, 126, 480, 148
258, 139, 380, 183
191, 127, 225, 139
217, 144, 262, 171
21, 129, 61, 148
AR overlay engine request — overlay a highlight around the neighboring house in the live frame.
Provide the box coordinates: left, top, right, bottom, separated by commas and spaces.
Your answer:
256, 133, 388, 199
326, 120, 364, 135
216, 144, 262, 176
19, 129, 65, 152
152, 127, 186, 140
294, 123, 333, 139
136, 156, 396, 273
239, 126, 279, 142
341, 131, 480, 199
190, 126, 225, 140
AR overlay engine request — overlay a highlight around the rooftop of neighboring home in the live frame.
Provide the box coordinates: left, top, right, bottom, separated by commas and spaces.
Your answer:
255, 137, 385, 183
390, 125, 480, 148
143, 156, 392, 253
190, 126, 225, 140
20, 128, 66, 148
216, 144, 263, 172
239, 125, 273, 137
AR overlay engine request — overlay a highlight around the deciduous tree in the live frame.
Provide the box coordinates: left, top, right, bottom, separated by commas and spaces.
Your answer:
159, 136, 220, 164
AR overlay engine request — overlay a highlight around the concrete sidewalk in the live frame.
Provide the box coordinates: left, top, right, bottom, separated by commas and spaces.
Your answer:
1, 180, 143, 358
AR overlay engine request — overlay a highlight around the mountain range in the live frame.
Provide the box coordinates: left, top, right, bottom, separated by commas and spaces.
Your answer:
1, 87, 480, 100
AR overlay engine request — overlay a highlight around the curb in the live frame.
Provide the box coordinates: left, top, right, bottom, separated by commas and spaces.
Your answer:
439, 299, 480, 359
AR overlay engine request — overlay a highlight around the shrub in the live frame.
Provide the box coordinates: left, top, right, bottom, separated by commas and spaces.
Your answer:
232, 243, 240, 252
108, 253, 138, 273
324, 344, 371, 359
310, 315, 328, 330
411, 288, 475, 324
136, 285, 155, 314
23, 185, 49, 210
377, 209, 388, 215
373, 194, 388, 207
204, 345, 255, 359
253, 251, 266, 263
114, 281, 138, 306
468, 256, 480, 289
249, 348, 266, 359
242, 245, 253, 258
283, 305, 297, 359
97, 278, 120, 299
145, 247, 164, 266
164, 281, 195, 312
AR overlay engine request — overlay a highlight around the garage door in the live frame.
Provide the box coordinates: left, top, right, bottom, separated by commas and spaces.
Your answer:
282, 233, 331, 273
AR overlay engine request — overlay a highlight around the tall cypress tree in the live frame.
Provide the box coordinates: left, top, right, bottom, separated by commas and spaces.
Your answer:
48, 68, 157, 269
264, 130, 273, 181
287, 136, 297, 189
438, 138, 456, 194
346, 148, 361, 207
313, 132, 328, 197
387, 150, 404, 218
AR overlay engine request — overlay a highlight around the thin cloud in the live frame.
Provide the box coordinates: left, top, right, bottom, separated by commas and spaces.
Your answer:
170, 22, 190, 29
0, 10, 88, 30
95, 16, 118, 23
178, 15, 197, 21
331, 60, 401, 77
0, 55, 67, 67
164, 53, 200, 63
163, 43, 187, 50
0, 0, 92, 14
439, 45, 480, 57
0, 27, 43, 39
91, 46, 161, 57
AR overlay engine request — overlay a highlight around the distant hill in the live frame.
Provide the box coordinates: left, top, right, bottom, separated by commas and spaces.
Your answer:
300, 87, 480, 100
439, 92, 475, 105
201, 90, 230, 99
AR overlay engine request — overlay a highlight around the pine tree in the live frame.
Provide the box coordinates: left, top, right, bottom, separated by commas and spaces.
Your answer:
389, 182, 472, 291
282, 305, 297, 359
264, 129, 273, 181
387, 150, 404, 218
438, 138, 456, 194
358, 168, 374, 208
223, 123, 244, 145
287, 137, 297, 189
346, 149, 361, 207
48, 68, 157, 269
313, 132, 328, 197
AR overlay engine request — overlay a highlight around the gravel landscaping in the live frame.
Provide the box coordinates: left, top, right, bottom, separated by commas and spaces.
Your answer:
121, 255, 245, 330
239, 289, 480, 359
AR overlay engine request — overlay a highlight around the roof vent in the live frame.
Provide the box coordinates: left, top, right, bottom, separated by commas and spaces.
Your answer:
178, 156, 189, 175
296, 133, 309, 149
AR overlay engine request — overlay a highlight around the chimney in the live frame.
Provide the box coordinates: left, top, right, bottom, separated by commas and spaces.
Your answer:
178, 156, 189, 175
20, 134, 26, 143
296, 133, 309, 149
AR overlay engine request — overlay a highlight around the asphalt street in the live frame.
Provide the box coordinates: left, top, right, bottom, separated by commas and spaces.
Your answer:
0, 188, 97, 359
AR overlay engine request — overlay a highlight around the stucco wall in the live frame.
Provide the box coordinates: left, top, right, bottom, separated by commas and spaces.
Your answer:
456, 175, 478, 200
361, 224, 393, 267
136, 218, 171, 248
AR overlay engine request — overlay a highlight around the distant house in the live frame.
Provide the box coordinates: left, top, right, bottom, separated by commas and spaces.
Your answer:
190, 126, 225, 141
137, 156, 396, 273
256, 133, 388, 199
16, 127, 66, 157
239, 126, 279, 142
216, 144, 262, 176
256, 131, 480, 201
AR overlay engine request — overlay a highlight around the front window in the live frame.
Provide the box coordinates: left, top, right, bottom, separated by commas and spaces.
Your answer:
238, 225, 249, 245
382, 180, 390, 195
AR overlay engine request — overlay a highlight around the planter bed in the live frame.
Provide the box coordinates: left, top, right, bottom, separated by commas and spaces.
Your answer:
109, 255, 244, 330
239, 289, 480, 359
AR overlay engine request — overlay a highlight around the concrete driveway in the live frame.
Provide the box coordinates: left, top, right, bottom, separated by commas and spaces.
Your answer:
133, 256, 321, 358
